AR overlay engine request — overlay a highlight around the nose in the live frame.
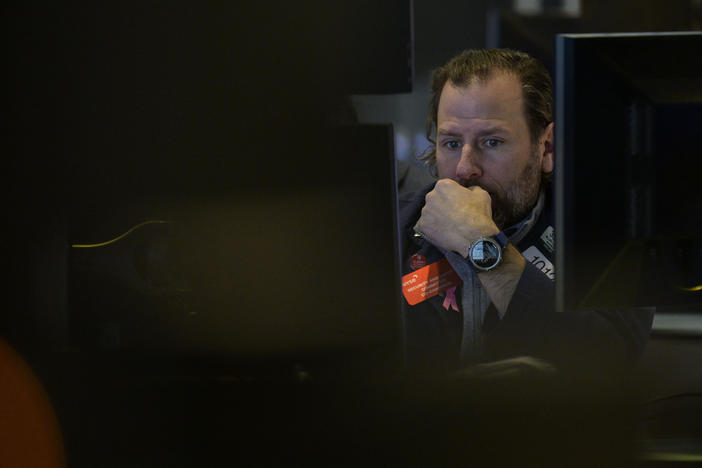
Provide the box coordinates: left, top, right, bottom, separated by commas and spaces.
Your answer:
455, 144, 482, 182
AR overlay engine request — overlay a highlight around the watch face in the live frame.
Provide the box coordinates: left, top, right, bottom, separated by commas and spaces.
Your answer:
470, 238, 502, 271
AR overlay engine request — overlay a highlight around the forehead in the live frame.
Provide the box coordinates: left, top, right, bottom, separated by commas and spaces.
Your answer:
437, 73, 526, 130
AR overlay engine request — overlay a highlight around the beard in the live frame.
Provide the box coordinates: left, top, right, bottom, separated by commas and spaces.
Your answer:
464, 146, 543, 230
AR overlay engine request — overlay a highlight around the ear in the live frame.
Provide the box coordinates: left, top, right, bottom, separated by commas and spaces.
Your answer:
540, 122, 554, 174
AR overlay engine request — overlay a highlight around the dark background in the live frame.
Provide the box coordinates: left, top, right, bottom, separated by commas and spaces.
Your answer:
4, 1, 702, 466
6, 0, 701, 356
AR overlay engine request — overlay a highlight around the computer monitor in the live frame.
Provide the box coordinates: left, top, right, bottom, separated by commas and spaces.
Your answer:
555, 32, 702, 313
69, 124, 405, 376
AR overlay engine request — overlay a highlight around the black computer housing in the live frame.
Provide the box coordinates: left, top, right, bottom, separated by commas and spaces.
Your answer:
555, 32, 702, 312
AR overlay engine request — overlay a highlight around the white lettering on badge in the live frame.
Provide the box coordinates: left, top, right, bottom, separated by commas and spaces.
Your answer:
522, 245, 555, 281
540, 226, 554, 254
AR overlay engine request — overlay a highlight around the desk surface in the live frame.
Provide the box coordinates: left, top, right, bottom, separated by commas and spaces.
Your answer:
652, 312, 702, 336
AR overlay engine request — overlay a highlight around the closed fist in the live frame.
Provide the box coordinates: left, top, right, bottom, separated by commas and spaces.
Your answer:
415, 179, 500, 256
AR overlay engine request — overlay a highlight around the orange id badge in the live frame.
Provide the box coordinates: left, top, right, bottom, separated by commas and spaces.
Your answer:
401, 258, 462, 306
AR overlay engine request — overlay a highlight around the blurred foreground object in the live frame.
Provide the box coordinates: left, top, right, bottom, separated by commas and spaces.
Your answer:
0, 339, 65, 468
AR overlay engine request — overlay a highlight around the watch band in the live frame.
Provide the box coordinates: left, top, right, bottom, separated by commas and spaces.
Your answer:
493, 231, 509, 248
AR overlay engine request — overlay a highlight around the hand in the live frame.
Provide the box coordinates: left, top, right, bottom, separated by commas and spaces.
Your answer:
415, 179, 500, 257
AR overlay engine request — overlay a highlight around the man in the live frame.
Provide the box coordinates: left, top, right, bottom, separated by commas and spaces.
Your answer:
400, 49, 652, 372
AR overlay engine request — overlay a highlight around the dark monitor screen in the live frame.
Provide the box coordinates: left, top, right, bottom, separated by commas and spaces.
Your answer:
69, 124, 404, 375
555, 32, 702, 313
37, 1, 414, 374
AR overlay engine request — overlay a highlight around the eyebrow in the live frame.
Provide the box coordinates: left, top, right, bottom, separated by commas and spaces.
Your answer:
437, 129, 462, 138
437, 126, 509, 138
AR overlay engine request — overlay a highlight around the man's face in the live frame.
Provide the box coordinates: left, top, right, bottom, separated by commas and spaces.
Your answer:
435, 73, 553, 229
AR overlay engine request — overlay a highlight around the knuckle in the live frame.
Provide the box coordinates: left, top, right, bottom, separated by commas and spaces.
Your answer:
436, 179, 451, 190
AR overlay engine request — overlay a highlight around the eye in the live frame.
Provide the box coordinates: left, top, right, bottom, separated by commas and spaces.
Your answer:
442, 140, 462, 151
484, 138, 502, 148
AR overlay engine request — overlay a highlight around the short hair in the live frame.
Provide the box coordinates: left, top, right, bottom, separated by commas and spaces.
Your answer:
421, 49, 553, 172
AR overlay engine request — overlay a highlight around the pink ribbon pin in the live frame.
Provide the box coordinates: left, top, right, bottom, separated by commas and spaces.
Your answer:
442, 286, 459, 312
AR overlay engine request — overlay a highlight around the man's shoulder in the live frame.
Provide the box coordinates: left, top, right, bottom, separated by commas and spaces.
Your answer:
398, 160, 436, 196
399, 181, 436, 225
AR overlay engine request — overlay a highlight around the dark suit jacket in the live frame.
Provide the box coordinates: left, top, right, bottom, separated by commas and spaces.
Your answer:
399, 183, 653, 375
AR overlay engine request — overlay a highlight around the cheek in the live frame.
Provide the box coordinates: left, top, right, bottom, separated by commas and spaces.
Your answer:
494, 162, 520, 184
435, 151, 456, 179
481, 159, 518, 193
492, 150, 528, 182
